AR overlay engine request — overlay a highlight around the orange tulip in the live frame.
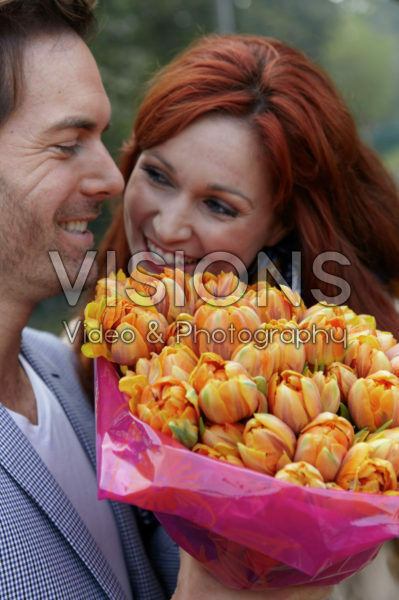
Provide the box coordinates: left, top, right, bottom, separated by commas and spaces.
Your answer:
82, 296, 167, 365
124, 267, 197, 322
366, 435, 399, 476
348, 371, 399, 432
336, 442, 397, 493
261, 319, 306, 374
300, 315, 347, 369
193, 271, 247, 308
121, 374, 200, 448
294, 412, 354, 481
311, 371, 341, 413
190, 352, 267, 424
135, 344, 198, 384
231, 341, 280, 381
326, 482, 345, 491
94, 269, 127, 302
184, 302, 262, 360
387, 344, 399, 377
300, 303, 371, 331
201, 423, 245, 458
376, 330, 397, 353
380, 427, 399, 443
192, 443, 245, 467
275, 462, 326, 488
268, 370, 322, 434
237, 413, 296, 475
343, 335, 392, 378
326, 362, 357, 402
245, 283, 305, 323
111, 307, 168, 366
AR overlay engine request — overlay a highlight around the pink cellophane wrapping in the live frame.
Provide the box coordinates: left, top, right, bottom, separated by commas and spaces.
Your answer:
95, 357, 399, 590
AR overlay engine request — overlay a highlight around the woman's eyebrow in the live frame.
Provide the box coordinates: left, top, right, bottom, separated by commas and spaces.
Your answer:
206, 183, 253, 207
144, 150, 176, 173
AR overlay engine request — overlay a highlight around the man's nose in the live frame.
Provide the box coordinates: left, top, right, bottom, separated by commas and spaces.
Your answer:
81, 143, 125, 199
152, 200, 192, 244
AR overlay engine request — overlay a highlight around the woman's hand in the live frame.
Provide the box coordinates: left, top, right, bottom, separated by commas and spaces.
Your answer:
171, 549, 333, 600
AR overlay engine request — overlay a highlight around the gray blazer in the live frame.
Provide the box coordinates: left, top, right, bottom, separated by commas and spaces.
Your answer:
0, 327, 179, 599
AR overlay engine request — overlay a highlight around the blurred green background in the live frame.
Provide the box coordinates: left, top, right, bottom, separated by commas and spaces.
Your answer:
29, 0, 399, 334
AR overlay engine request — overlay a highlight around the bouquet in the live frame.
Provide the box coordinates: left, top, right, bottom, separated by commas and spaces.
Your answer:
83, 267, 399, 590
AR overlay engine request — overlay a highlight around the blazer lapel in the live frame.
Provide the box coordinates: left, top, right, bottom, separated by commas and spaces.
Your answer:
19, 329, 168, 600
0, 332, 128, 600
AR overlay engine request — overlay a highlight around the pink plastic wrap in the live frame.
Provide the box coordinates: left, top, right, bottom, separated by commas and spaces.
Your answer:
95, 357, 399, 590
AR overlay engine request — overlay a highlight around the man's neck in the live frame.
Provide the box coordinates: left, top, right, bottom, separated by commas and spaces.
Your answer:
0, 296, 38, 423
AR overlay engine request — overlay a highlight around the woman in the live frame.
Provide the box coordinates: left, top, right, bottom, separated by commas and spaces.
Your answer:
80, 34, 399, 600
94, 33, 399, 337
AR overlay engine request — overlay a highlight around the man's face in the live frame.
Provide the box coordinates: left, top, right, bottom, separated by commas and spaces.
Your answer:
0, 33, 124, 305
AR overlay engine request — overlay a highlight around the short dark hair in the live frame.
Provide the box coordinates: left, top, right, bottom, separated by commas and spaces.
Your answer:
0, 0, 98, 126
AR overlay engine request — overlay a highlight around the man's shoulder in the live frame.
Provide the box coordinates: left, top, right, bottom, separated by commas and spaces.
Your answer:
22, 326, 75, 361
21, 326, 81, 384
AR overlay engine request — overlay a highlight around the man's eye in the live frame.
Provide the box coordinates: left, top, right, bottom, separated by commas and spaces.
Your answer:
54, 143, 81, 156
141, 165, 170, 186
205, 197, 238, 218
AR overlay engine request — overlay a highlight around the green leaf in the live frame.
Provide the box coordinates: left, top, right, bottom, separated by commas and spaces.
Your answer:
169, 421, 198, 449
353, 427, 370, 444
338, 402, 351, 422
199, 416, 205, 438
253, 376, 267, 395
374, 419, 393, 435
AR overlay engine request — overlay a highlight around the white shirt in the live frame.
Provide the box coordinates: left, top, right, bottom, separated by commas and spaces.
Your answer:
6, 355, 133, 600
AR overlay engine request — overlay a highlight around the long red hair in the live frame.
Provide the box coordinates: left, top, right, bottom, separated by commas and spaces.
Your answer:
95, 34, 399, 336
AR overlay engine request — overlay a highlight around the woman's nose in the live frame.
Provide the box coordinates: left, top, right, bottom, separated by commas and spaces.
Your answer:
152, 202, 192, 244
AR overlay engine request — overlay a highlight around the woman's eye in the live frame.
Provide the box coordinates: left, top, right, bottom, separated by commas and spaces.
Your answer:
141, 165, 170, 186
205, 197, 238, 218
54, 143, 81, 156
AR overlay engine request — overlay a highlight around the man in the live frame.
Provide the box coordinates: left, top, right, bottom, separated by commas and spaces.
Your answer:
0, 2, 178, 598
0, 2, 332, 599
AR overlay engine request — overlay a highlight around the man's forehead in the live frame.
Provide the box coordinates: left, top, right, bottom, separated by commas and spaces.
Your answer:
14, 33, 110, 130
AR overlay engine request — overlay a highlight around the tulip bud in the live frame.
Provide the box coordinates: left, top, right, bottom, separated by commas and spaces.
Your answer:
311, 371, 341, 413
376, 331, 397, 353
192, 443, 245, 466
193, 271, 247, 308
125, 375, 200, 448
245, 284, 305, 323
95, 269, 127, 301
237, 413, 296, 475
231, 341, 280, 381
300, 315, 347, 369
336, 442, 397, 493
348, 371, 399, 432
268, 370, 322, 434
343, 335, 392, 378
111, 308, 168, 366
387, 344, 399, 377
261, 320, 306, 374
136, 344, 198, 384
201, 423, 244, 458
326, 362, 357, 402
295, 412, 354, 481
190, 302, 262, 360
190, 353, 267, 424
125, 267, 197, 322
275, 462, 326, 488
366, 435, 399, 476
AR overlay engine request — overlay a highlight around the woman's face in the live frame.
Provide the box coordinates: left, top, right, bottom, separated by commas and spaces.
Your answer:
124, 114, 285, 275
